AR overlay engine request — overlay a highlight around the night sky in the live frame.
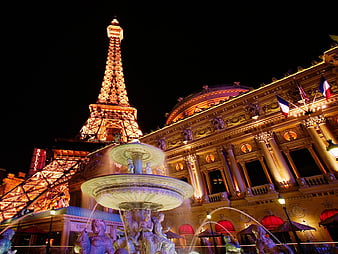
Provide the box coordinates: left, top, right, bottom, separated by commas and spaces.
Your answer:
0, 2, 336, 174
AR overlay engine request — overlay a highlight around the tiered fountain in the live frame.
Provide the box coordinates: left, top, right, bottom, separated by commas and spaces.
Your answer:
80, 140, 194, 254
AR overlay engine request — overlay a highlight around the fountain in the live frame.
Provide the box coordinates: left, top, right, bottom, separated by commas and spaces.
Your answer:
80, 140, 194, 254
188, 207, 294, 254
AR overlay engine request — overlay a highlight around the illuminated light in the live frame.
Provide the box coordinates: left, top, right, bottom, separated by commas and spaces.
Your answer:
240, 143, 252, 153
50, 210, 56, 215
283, 130, 297, 141
205, 153, 215, 163
175, 163, 184, 171
327, 140, 338, 159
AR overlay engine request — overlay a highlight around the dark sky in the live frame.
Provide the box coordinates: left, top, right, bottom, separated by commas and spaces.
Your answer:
0, 2, 336, 174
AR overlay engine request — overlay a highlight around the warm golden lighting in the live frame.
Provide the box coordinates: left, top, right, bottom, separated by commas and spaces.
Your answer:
327, 140, 338, 158
240, 143, 252, 153
283, 130, 297, 141
205, 153, 215, 163
277, 196, 286, 205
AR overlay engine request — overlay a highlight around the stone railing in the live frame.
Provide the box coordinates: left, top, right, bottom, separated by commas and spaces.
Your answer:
246, 183, 276, 196
297, 173, 337, 188
208, 192, 229, 203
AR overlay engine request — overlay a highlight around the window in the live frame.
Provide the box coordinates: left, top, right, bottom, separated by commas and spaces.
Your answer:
289, 149, 321, 177
208, 170, 226, 194
245, 160, 269, 186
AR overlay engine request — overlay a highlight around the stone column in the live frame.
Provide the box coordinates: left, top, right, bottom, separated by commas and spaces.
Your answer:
283, 150, 301, 178
217, 148, 236, 195
303, 116, 338, 172
255, 131, 296, 186
224, 145, 246, 193
239, 161, 251, 187
258, 157, 273, 184
185, 154, 205, 202
317, 115, 338, 143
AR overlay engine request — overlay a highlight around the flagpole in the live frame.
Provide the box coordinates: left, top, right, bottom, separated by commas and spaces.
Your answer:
277, 94, 307, 113
308, 91, 318, 112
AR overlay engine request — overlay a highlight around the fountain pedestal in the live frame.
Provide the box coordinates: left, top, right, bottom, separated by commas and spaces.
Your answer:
81, 141, 193, 254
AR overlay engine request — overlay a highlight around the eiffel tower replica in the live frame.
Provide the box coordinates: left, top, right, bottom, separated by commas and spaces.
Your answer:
0, 18, 142, 221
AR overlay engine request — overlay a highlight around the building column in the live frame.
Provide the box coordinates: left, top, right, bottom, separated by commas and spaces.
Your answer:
185, 154, 205, 202
217, 147, 236, 195
239, 161, 251, 187
258, 157, 273, 184
317, 115, 338, 144
223, 145, 246, 193
255, 131, 296, 187
283, 150, 301, 178
303, 116, 338, 172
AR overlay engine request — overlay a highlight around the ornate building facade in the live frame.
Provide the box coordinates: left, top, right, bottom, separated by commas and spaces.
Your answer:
0, 17, 337, 253
140, 46, 338, 246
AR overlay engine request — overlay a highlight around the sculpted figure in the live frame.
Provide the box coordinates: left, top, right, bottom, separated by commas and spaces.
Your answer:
152, 213, 176, 254
0, 229, 16, 254
77, 219, 114, 254
223, 235, 241, 253
251, 225, 293, 254
127, 159, 135, 173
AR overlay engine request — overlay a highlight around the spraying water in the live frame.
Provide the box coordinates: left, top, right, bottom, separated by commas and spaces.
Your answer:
188, 206, 283, 253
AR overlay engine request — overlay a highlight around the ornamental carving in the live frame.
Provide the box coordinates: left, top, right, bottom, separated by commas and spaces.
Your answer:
302, 115, 326, 128
255, 131, 273, 143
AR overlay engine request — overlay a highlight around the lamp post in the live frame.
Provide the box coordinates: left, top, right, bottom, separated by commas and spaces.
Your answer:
327, 139, 338, 160
277, 196, 304, 254
206, 212, 218, 254
46, 209, 56, 254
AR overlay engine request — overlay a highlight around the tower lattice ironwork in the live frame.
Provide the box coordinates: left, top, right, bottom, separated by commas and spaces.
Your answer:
0, 19, 142, 222
79, 18, 142, 143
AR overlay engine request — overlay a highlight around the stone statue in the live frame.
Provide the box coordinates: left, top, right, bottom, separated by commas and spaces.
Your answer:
127, 159, 135, 173
251, 225, 293, 254
0, 229, 16, 254
145, 162, 152, 174
77, 219, 114, 254
223, 235, 241, 253
114, 210, 177, 254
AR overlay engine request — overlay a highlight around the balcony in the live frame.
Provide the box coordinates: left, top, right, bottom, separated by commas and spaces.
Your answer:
297, 173, 338, 194
245, 183, 278, 203
207, 192, 230, 205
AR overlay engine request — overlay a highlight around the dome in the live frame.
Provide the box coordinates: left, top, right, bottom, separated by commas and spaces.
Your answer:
165, 84, 252, 125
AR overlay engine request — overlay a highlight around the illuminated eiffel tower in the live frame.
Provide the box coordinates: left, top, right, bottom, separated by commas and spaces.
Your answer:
79, 18, 142, 143
0, 18, 142, 221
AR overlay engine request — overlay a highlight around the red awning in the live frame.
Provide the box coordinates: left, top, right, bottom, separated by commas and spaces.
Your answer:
215, 220, 235, 233
261, 215, 284, 231
320, 209, 338, 221
179, 224, 195, 235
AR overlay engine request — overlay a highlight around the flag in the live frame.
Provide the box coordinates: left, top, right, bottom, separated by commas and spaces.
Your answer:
319, 76, 332, 100
296, 81, 309, 103
276, 95, 289, 117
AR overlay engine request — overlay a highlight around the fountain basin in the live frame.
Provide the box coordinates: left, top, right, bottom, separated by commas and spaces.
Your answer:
81, 174, 193, 211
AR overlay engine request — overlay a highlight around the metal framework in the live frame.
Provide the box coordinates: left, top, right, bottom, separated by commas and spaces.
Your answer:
0, 18, 142, 222
0, 156, 85, 221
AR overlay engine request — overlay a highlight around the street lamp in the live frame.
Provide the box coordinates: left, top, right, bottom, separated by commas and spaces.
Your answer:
206, 211, 218, 254
277, 196, 304, 254
327, 140, 338, 160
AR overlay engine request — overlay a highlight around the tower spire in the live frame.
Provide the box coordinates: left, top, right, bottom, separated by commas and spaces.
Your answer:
97, 18, 129, 106
79, 18, 142, 143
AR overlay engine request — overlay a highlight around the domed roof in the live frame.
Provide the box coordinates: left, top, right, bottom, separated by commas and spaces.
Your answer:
165, 84, 252, 125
